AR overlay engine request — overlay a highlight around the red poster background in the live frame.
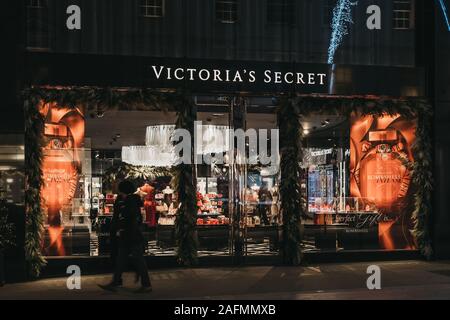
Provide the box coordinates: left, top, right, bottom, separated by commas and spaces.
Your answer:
350, 113, 416, 250
40, 102, 85, 256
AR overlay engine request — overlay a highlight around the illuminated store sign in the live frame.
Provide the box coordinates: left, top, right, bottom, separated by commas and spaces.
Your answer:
150, 65, 327, 86
142, 58, 330, 93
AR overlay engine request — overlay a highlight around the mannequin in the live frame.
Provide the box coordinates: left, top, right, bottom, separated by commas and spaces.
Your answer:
140, 183, 156, 226
257, 182, 271, 225
163, 186, 174, 207
270, 184, 280, 224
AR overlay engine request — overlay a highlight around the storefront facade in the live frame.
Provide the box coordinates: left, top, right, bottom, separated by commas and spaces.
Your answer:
15, 50, 429, 270
1, 0, 444, 279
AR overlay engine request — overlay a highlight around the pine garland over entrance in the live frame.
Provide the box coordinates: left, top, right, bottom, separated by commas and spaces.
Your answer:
278, 97, 304, 265
172, 94, 198, 266
24, 94, 46, 278
21, 86, 198, 277
277, 95, 433, 264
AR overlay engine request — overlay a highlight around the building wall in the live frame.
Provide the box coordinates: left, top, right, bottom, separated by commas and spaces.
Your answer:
433, 1, 450, 259
27, 0, 416, 67
1, 1, 25, 133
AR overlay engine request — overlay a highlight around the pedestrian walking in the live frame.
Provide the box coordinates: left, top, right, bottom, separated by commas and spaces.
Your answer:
99, 180, 152, 293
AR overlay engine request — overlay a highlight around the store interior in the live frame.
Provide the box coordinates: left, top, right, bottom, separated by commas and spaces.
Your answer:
36, 96, 417, 257
38, 97, 286, 257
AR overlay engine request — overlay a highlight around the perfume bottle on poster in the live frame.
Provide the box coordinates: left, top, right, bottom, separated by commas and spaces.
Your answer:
359, 129, 410, 215
40, 104, 85, 228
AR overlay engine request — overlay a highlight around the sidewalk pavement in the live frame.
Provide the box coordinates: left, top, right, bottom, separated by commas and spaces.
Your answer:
1, 260, 450, 300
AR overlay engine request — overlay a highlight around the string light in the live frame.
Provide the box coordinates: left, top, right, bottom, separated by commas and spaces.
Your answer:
327, 0, 358, 64
438, 0, 450, 31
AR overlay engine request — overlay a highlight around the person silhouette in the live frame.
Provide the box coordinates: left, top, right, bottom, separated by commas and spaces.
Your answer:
99, 180, 152, 293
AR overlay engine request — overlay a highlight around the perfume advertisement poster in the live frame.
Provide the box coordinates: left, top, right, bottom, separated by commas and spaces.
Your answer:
39, 102, 85, 256
350, 113, 416, 250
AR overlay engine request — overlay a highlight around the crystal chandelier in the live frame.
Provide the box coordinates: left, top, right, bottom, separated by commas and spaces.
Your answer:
198, 125, 230, 154
122, 125, 176, 167
122, 124, 230, 167
121, 145, 176, 167
145, 125, 176, 152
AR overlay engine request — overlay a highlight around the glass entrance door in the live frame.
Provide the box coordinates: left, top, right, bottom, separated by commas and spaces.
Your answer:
195, 100, 231, 256
243, 103, 281, 257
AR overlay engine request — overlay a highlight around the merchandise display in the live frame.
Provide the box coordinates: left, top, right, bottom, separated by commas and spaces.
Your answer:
140, 183, 157, 226
155, 185, 177, 225
34, 99, 420, 258
238, 174, 280, 228
196, 174, 230, 226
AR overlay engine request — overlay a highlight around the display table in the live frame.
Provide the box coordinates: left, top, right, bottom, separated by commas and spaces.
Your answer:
197, 225, 229, 250
97, 215, 113, 255
308, 211, 381, 250
43, 225, 90, 256
245, 225, 280, 251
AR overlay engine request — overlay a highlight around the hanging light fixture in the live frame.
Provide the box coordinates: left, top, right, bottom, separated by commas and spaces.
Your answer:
121, 145, 176, 167
122, 124, 230, 167
145, 125, 176, 152
198, 125, 230, 154
122, 125, 176, 167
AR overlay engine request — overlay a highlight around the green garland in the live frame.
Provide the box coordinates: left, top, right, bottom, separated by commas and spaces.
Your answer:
22, 87, 174, 113
295, 96, 433, 259
23, 93, 46, 278
278, 97, 303, 265
102, 164, 173, 191
21, 86, 199, 276
411, 111, 433, 258
172, 92, 198, 266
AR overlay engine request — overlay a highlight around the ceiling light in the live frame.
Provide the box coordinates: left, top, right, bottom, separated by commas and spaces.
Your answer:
123, 124, 231, 166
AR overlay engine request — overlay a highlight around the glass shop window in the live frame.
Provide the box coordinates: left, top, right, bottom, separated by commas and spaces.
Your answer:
0, 135, 25, 261
301, 112, 417, 252
195, 111, 231, 255
0, 135, 25, 206
39, 101, 180, 257
243, 110, 281, 256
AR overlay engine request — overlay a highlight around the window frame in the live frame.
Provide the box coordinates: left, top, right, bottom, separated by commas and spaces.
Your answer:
27, 0, 47, 9
215, 0, 238, 24
140, 0, 165, 19
393, 0, 414, 30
